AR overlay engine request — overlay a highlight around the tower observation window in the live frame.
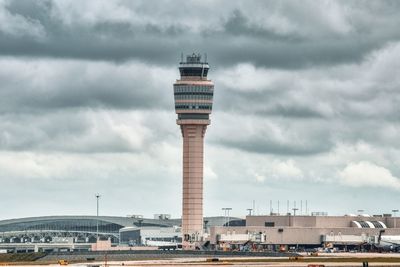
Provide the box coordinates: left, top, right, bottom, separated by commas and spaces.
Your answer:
175, 103, 212, 110
179, 68, 208, 77
174, 85, 213, 92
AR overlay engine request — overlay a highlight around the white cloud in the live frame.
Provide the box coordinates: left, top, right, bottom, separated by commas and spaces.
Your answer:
339, 161, 400, 190
363, 42, 400, 88
254, 172, 266, 183
251, 159, 303, 183
324, 142, 389, 167
271, 159, 303, 180
204, 164, 218, 181
216, 63, 289, 92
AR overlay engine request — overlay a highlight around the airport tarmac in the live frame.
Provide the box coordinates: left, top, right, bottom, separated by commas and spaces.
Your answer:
9, 253, 400, 267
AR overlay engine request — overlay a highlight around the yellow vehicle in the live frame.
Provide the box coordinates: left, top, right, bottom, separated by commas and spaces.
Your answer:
58, 259, 69, 265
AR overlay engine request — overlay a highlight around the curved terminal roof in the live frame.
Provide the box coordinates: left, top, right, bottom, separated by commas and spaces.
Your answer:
0, 216, 178, 234
352, 220, 387, 229
0, 215, 242, 233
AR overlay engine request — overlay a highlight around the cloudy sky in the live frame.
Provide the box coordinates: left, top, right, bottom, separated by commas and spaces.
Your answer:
1, 0, 400, 220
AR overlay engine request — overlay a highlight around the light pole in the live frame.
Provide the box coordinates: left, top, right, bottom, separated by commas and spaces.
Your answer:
292, 208, 298, 216
392, 209, 399, 228
246, 208, 253, 216
227, 208, 232, 227
222, 208, 232, 227
95, 194, 101, 241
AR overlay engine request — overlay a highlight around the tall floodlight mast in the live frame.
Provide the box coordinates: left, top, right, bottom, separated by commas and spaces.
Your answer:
95, 193, 101, 241
173, 53, 214, 250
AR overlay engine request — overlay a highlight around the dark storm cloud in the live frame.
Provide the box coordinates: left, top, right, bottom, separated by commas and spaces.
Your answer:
0, 112, 89, 152
261, 105, 324, 118
0, 28, 385, 70
0, 59, 174, 113
221, 9, 302, 42
1, 1, 181, 63
0, 109, 178, 153
0, 0, 399, 158
214, 87, 325, 119
210, 109, 335, 156
1, 1, 400, 69
219, 137, 332, 156
18, 75, 160, 111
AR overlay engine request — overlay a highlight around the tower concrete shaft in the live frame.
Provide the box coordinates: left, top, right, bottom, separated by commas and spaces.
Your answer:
173, 53, 214, 250
181, 124, 206, 247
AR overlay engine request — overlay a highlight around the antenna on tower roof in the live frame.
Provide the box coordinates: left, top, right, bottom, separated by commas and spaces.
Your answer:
205, 53, 207, 63
180, 52, 183, 63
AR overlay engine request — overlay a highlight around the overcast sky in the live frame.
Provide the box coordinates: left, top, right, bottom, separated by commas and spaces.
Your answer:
1, 0, 400, 220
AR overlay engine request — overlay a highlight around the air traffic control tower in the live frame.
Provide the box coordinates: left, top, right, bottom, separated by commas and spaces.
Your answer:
173, 53, 214, 250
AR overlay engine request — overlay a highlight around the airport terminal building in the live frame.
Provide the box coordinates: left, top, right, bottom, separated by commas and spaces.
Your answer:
211, 214, 400, 251
0, 214, 399, 252
0, 215, 242, 252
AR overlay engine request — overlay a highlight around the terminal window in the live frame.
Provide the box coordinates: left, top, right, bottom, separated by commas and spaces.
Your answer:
265, 222, 275, 227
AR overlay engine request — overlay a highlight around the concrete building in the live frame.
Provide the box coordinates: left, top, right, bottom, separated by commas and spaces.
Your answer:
173, 53, 214, 250
0, 215, 236, 252
210, 214, 400, 251
2, 214, 399, 252
119, 226, 181, 247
